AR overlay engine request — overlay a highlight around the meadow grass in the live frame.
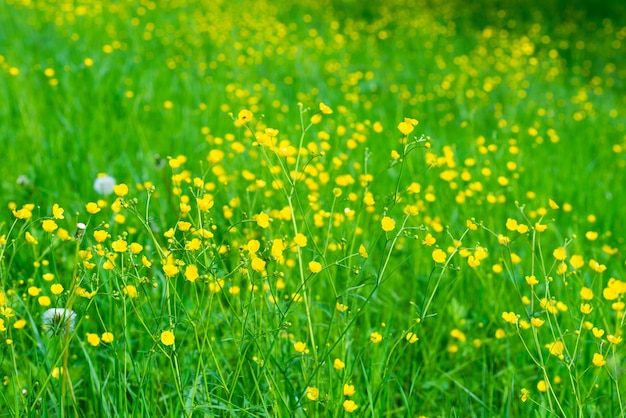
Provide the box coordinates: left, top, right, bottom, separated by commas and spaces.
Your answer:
0, 0, 625, 416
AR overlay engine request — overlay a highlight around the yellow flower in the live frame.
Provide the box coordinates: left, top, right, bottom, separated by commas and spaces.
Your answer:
129, 243, 143, 254
520, 388, 530, 402
370, 332, 383, 344
308, 261, 322, 273
397, 119, 416, 135
525, 275, 538, 286
13, 319, 26, 329
592, 353, 606, 367
502, 311, 517, 324
343, 400, 358, 413
42, 220, 58, 232
343, 383, 355, 396
531, 317, 545, 327
423, 233, 436, 246
294, 341, 307, 353
580, 287, 593, 300
537, 380, 547, 392
51, 284, 64, 295
163, 264, 179, 277
546, 341, 564, 356
185, 265, 199, 282
592, 327, 604, 338
185, 238, 202, 251
405, 332, 419, 343
450, 329, 467, 342
580, 303, 593, 315
358, 244, 368, 258
251, 258, 266, 272
553, 247, 566, 261
113, 183, 129, 197
319, 102, 333, 114
177, 221, 191, 231
247, 239, 261, 253
294, 233, 307, 247
13, 205, 33, 219
237, 109, 253, 123
25, 231, 38, 245
101, 332, 114, 343
160, 330, 175, 346
549, 199, 559, 209
306, 387, 319, 401
93, 230, 110, 242
86, 202, 101, 214
381, 216, 396, 232
569, 254, 584, 269
607, 334, 622, 345
432, 249, 447, 263
255, 212, 270, 228
111, 239, 128, 253
333, 358, 345, 370
123, 285, 138, 298
87, 333, 101, 347
52, 204, 65, 219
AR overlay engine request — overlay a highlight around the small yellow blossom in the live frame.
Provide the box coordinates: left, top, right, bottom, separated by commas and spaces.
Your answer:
333, 358, 345, 370
308, 261, 322, 273
553, 247, 566, 261
537, 380, 547, 392
432, 249, 447, 263
111, 239, 128, 252
123, 285, 138, 298
87, 333, 101, 346
531, 317, 545, 327
52, 204, 65, 219
42, 220, 58, 232
607, 335, 622, 345
251, 258, 266, 272
237, 109, 253, 123
580, 287, 593, 300
86, 202, 101, 214
370, 332, 383, 344
185, 265, 199, 282
160, 330, 175, 346
163, 264, 179, 277
502, 311, 517, 324
343, 400, 358, 413
592, 353, 606, 367
51, 284, 64, 295
319, 102, 333, 114
113, 183, 129, 197
525, 275, 538, 286
381, 216, 396, 232
256, 212, 270, 228
306, 387, 319, 401
25, 232, 38, 245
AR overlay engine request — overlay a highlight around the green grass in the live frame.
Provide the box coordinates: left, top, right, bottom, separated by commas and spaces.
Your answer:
1, 0, 625, 416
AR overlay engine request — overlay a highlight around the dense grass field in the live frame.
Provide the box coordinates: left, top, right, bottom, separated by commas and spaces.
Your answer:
1, 0, 626, 416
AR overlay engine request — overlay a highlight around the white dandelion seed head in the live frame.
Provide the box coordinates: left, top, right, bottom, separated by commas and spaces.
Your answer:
42, 308, 77, 336
93, 174, 116, 196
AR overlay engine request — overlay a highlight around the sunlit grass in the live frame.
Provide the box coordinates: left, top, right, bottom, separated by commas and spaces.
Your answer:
0, 0, 625, 416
